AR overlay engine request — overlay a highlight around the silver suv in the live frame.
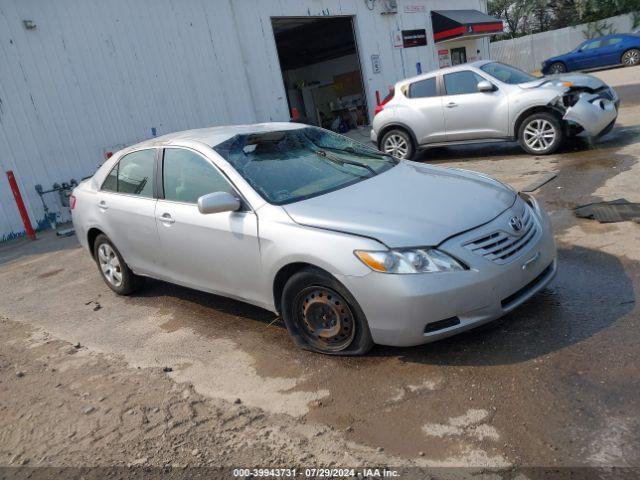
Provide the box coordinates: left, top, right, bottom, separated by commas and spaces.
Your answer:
371, 60, 619, 159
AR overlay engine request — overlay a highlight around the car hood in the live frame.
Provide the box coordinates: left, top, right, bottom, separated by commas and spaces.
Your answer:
282, 162, 516, 248
518, 73, 608, 91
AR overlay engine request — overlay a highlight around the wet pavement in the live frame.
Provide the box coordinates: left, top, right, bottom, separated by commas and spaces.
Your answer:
1, 71, 639, 470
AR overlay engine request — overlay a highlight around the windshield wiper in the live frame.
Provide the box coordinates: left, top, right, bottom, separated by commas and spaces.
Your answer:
319, 145, 396, 163
314, 150, 376, 176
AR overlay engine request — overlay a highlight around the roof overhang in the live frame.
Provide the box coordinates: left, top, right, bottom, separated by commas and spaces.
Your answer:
431, 10, 503, 44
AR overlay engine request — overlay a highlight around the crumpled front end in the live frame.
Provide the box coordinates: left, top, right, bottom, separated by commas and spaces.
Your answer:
552, 85, 619, 137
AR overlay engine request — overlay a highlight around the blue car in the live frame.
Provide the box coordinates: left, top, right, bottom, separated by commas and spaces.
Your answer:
542, 33, 640, 74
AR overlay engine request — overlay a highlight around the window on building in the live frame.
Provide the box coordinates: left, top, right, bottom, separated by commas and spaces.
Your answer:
408, 77, 438, 98
163, 148, 233, 204
443, 71, 486, 95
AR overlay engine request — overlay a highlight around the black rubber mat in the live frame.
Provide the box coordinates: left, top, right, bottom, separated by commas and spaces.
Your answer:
574, 199, 640, 223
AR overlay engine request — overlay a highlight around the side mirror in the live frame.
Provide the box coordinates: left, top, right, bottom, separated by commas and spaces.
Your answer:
477, 81, 495, 92
197, 191, 241, 215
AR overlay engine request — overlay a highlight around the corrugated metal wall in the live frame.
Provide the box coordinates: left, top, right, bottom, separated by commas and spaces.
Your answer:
0, 0, 257, 240
0, 0, 487, 241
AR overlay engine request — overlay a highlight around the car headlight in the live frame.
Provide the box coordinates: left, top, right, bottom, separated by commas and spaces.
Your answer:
519, 191, 540, 213
354, 248, 466, 274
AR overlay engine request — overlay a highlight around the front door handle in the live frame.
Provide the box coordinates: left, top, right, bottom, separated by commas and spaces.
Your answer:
158, 213, 175, 225
98, 200, 108, 210
446, 102, 458, 108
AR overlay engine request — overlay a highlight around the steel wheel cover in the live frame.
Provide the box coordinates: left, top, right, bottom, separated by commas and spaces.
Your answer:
295, 286, 355, 352
523, 119, 557, 153
383, 134, 409, 159
98, 243, 123, 287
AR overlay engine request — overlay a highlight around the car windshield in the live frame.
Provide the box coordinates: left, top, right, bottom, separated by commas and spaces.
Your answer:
213, 127, 397, 205
480, 62, 537, 84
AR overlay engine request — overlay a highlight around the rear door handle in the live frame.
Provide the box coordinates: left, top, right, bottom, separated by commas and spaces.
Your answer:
158, 213, 175, 225
446, 102, 458, 108
98, 200, 108, 210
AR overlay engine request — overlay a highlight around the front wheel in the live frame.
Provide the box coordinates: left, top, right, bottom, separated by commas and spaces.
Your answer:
380, 128, 415, 160
548, 62, 566, 74
518, 112, 564, 155
281, 268, 374, 355
621, 48, 640, 67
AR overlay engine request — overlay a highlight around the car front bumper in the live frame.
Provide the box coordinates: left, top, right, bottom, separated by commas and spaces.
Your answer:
563, 90, 618, 137
370, 128, 378, 145
338, 199, 557, 347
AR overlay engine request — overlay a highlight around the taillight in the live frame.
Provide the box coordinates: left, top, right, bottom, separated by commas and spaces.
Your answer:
69, 194, 77, 210
374, 88, 395, 116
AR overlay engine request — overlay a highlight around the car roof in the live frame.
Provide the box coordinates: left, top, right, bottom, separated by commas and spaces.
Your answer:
128, 122, 306, 150
395, 60, 492, 87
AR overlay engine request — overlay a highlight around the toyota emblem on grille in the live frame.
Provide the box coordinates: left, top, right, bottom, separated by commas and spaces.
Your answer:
509, 216, 523, 233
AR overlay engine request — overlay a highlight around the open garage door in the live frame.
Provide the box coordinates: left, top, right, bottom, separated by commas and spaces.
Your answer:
272, 16, 369, 133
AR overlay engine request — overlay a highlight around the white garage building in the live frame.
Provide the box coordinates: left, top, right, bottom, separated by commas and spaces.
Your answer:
0, 0, 501, 241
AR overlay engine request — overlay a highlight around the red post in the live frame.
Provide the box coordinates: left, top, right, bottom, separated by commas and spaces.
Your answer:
291, 107, 299, 121
6, 170, 36, 240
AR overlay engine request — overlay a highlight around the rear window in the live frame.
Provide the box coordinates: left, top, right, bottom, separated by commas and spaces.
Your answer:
408, 77, 437, 98
213, 127, 397, 205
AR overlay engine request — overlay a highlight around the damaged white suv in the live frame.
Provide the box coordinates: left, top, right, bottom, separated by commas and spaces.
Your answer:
371, 61, 619, 158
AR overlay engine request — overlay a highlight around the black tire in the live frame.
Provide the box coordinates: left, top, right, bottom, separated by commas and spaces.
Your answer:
621, 48, 640, 67
93, 234, 143, 295
380, 128, 415, 160
281, 267, 374, 356
517, 112, 564, 155
548, 62, 566, 74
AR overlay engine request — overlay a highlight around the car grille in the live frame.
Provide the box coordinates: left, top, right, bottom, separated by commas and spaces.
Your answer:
596, 87, 615, 102
463, 205, 538, 264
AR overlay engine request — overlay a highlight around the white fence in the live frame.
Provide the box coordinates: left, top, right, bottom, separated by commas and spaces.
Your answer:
490, 13, 637, 73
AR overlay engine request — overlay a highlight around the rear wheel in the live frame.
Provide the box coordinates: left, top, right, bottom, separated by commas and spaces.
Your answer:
518, 112, 564, 155
621, 48, 640, 67
281, 268, 373, 355
548, 62, 566, 74
380, 128, 415, 160
93, 234, 143, 295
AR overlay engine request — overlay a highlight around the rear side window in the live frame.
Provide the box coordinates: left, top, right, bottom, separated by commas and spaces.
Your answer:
162, 148, 233, 204
604, 37, 622, 47
101, 165, 118, 192
101, 149, 155, 198
443, 71, 486, 95
408, 77, 437, 98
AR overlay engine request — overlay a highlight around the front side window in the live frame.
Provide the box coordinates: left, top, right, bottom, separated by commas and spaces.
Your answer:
163, 148, 233, 203
443, 71, 487, 95
408, 77, 438, 98
480, 62, 536, 84
101, 149, 155, 198
582, 39, 602, 50
213, 127, 397, 205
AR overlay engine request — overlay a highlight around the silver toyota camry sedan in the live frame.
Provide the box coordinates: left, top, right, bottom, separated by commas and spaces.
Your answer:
71, 123, 556, 355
